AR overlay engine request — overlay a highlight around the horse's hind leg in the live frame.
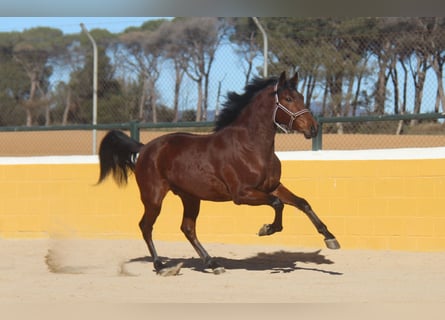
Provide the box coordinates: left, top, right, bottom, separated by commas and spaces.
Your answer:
271, 183, 340, 249
139, 206, 163, 271
258, 197, 284, 236
139, 206, 183, 276
179, 192, 225, 274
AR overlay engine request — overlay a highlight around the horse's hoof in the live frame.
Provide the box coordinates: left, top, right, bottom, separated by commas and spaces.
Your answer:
258, 224, 282, 236
157, 262, 183, 277
213, 267, 226, 275
325, 238, 340, 250
258, 224, 275, 236
258, 224, 270, 236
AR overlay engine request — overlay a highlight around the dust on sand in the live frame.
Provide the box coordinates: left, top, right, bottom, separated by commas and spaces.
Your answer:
1, 238, 444, 304
2, 238, 444, 319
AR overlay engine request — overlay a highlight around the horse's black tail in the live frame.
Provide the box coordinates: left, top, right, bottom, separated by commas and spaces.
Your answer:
97, 130, 144, 186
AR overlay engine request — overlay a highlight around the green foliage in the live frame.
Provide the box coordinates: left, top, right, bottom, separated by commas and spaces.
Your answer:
67, 45, 124, 123
144, 104, 176, 123
180, 109, 196, 122
1, 18, 445, 128
98, 94, 130, 124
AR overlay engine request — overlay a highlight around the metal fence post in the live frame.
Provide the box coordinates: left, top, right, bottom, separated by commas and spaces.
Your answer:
252, 17, 268, 78
129, 121, 140, 142
80, 23, 98, 155
312, 117, 323, 151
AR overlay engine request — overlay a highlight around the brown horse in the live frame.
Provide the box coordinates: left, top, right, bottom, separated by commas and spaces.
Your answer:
98, 71, 340, 275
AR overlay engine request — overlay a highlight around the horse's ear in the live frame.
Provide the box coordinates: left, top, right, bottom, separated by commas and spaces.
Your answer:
278, 71, 286, 87
290, 72, 299, 89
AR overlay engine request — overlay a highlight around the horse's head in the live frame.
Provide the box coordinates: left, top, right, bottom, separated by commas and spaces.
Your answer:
273, 71, 318, 139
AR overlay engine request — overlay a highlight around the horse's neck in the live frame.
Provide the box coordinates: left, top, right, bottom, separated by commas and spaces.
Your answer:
232, 96, 277, 151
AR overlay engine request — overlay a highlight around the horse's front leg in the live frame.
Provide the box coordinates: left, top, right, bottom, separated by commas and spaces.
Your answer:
271, 183, 340, 250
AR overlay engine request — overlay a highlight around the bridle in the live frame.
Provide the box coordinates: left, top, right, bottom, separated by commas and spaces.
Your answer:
273, 82, 310, 133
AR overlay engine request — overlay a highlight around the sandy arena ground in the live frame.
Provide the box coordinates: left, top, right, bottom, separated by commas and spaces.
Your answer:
1, 238, 444, 305
2, 131, 444, 318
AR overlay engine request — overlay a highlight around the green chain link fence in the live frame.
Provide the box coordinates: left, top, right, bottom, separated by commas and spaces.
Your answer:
1, 17, 444, 155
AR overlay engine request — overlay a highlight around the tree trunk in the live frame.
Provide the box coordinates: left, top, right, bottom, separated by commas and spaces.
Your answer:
203, 73, 210, 121
343, 73, 354, 116
410, 52, 428, 126
321, 75, 329, 116
202, 53, 215, 122
304, 72, 317, 109
172, 64, 183, 123
352, 72, 363, 116
62, 88, 71, 125
327, 72, 344, 133
400, 60, 408, 114
35, 81, 50, 126
25, 108, 33, 127
374, 40, 390, 115
148, 78, 157, 123
215, 77, 224, 118
44, 105, 50, 126
139, 77, 148, 121
389, 57, 400, 114
25, 76, 38, 126
434, 90, 441, 114
244, 32, 256, 85
195, 78, 203, 122
396, 59, 409, 135
431, 52, 445, 114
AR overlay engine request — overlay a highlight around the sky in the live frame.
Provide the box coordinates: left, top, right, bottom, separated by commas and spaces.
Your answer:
0, 17, 255, 117
1, 0, 442, 17
2, 16, 440, 115
0, 17, 163, 34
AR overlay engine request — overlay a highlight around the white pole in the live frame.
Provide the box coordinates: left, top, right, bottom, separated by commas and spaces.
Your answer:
80, 23, 98, 155
252, 17, 268, 78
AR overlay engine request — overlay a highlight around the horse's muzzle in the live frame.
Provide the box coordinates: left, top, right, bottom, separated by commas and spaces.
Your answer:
303, 124, 318, 139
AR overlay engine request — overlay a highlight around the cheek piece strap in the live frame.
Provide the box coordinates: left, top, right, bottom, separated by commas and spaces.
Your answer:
273, 82, 310, 133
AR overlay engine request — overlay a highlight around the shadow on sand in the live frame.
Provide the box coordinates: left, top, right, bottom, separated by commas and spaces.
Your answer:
126, 250, 343, 275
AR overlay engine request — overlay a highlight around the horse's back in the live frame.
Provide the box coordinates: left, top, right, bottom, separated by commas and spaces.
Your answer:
135, 131, 233, 201
135, 129, 282, 202
139, 131, 214, 159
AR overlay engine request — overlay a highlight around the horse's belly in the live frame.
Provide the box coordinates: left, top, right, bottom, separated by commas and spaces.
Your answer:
171, 176, 232, 202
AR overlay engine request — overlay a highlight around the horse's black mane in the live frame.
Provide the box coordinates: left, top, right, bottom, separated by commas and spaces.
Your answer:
214, 76, 278, 131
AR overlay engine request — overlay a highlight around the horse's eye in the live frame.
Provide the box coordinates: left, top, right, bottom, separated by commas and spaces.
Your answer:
285, 97, 292, 102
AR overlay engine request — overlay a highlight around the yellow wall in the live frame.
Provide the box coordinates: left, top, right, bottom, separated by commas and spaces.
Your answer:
1, 157, 444, 251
